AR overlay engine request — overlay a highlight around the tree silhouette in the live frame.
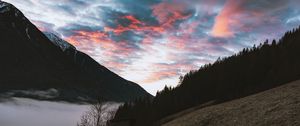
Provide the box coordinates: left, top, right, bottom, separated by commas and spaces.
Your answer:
78, 99, 117, 126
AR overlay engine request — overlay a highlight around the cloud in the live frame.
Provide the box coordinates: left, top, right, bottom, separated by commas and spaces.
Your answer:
212, 0, 245, 37
212, 0, 291, 38
3, 0, 300, 95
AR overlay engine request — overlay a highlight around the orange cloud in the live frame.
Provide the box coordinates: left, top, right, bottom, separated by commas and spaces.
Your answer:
142, 62, 200, 84
104, 20, 164, 35
212, 0, 245, 37
103, 1, 193, 36
152, 1, 191, 29
143, 70, 178, 83
65, 30, 137, 58
104, 61, 128, 70
122, 15, 144, 25
104, 2, 192, 36
65, 30, 111, 46
65, 36, 80, 46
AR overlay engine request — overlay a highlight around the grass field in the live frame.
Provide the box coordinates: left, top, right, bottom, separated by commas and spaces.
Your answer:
163, 80, 300, 126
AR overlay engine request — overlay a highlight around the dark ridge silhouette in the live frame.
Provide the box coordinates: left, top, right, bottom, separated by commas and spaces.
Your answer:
0, 1, 151, 102
111, 26, 300, 125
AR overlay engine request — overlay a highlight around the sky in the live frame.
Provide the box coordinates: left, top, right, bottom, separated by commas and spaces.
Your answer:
3, 0, 300, 95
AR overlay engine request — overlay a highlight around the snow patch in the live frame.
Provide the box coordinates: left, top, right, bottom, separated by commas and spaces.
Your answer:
25, 27, 31, 39
0, 2, 10, 13
44, 32, 75, 51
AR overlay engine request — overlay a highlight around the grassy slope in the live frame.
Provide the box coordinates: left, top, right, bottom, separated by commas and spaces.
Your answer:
162, 80, 300, 126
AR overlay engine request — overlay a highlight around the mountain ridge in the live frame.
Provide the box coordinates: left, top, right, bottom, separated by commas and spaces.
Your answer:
44, 32, 76, 52
0, 1, 151, 103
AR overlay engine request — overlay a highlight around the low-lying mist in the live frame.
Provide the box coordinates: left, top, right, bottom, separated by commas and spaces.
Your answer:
0, 97, 120, 126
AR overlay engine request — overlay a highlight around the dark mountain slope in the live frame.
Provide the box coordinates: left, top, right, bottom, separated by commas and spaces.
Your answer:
112, 26, 300, 125
0, 2, 151, 102
45, 32, 152, 102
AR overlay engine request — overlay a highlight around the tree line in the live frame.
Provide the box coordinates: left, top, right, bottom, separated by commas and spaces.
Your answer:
110, 26, 300, 126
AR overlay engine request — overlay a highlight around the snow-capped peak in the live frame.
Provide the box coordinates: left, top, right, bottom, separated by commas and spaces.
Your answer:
44, 32, 76, 51
0, 1, 12, 13
0, 1, 23, 19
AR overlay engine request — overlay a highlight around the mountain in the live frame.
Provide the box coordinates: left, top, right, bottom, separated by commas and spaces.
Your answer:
162, 79, 300, 126
0, 1, 151, 102
112, 26, 300, 125
44, 32, 76, 52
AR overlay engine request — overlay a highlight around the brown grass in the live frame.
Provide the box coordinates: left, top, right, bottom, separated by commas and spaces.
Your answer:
163, 80, 300, 126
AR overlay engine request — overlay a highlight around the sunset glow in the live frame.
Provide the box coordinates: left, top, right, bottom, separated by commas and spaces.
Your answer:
4, 0, 300, 95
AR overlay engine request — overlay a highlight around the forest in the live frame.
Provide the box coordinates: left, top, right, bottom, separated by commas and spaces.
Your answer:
110, 26, 300, 126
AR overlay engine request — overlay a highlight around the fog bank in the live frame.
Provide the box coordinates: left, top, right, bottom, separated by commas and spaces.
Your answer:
0, 98, 119, 126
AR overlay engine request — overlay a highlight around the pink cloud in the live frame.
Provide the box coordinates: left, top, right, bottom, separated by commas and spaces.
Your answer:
104, 19, 165, 35
143, 70, 178, 83
122, 15, 145, 25
152, 1, 191, 29
142, 62, 201, 84
211, 0, 285, 38
211, 0, 245, 37
65, 30, 137, 62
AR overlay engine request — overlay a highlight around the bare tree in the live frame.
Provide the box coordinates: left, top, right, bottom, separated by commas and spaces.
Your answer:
77, 100, 117, 126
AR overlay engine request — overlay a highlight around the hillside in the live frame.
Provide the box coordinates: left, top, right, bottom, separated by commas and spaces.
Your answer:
0, 1, 151, 102
163, 79, 300, 126
112, 25, 300, 125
